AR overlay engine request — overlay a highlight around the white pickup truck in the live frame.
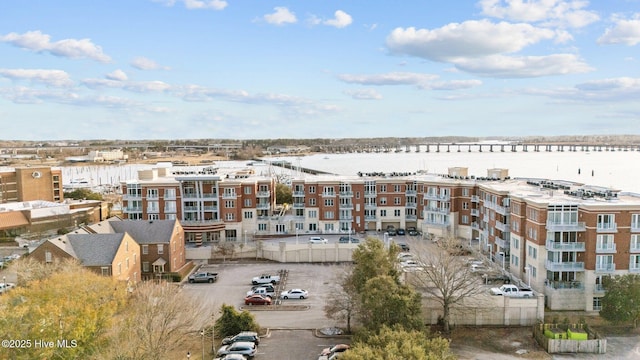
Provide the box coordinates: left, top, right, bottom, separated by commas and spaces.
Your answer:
490, 284, 534, 298
251, 274, 281, 285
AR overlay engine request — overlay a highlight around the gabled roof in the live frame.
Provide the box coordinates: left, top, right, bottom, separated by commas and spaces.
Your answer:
46, 235, 77, 258
109, 219, 177, 244
67, 233, 125, 266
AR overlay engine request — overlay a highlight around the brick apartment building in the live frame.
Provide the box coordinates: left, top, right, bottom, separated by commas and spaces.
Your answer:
0, 166, 63, 203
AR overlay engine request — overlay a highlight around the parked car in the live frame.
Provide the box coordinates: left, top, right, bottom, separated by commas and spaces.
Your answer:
0, 282, 15, 294
490, 284, 534, 298
407, 226, 420, 236
246, 286, 274, 297
221, 331, 260, 346
188, 271, 218, 283
397, 252, 413, 260
482, 273, 512, 285
250, 283, 275, 293
213, 354, 247, 360
216, 341, 257, 359
244, 294, 272, 305
386, 228, 397, 236
280, 289, 308, 299
251, 274, 280, 285
320, 343, 350, 356
339, 236, 359, 244
309, 237, 328, 244
396, 228, 406, 235
400, 259, 424, 268
394, 242, 410, 251
470, 264, 490, 273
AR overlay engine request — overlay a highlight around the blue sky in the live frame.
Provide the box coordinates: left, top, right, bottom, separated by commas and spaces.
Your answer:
1, 0, 639, 141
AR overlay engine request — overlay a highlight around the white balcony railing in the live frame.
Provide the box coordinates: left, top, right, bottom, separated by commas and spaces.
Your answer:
545, 260, 585, 271
595, 263, 616, 273
596, 223, 618, 233
595, 244, 617, 253
546, 221, 586, 232
545, 240, 586, 252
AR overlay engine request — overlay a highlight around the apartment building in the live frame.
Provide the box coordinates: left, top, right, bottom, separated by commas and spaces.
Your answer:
0, 166, 63, 203
121, 166, 276, 244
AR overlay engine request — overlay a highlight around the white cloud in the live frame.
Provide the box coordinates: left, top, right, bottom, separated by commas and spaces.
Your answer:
0, 69, 74, 87
0, 30, 111, 63
597, 15, 640, 46
82, 78, 171, 93
386, 21, 556, 62
130, 57, 171, 70
575, 77, 640, 91
153, 0, 227, 10
338, 72, 438, 86
479, 0, 599, 28
264, 7, 297, 26
454, 54, 592, 77
323, 10, 353, 28
430, 79, 483, 90
106, 69, 128, 81
344, 89, 383, 100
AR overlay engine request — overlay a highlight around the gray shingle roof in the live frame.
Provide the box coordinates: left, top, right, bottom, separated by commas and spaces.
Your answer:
109, 219, 176, 244
67, 233, 124, 266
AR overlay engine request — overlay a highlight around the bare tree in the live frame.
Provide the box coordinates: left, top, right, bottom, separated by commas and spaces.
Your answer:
324, 266, 359, 333
104, 281, 209, 360
407, 237, 488, 333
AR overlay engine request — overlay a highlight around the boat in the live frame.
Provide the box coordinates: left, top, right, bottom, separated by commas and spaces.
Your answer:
63, 178, 92, 191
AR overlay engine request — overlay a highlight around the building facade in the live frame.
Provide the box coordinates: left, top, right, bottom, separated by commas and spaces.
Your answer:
0, 166, 63, 203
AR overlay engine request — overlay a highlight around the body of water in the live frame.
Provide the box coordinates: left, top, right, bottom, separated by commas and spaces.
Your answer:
59, 147, 640, 194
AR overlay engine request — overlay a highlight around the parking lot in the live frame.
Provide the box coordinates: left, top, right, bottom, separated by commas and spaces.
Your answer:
183, 261, 353, 359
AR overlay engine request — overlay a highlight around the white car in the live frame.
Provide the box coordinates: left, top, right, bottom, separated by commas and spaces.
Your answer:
0, 282, 15, 294
397, 252, 413, 260
400, 260, 424, 268
280, 289, 309, 299
309, 237, 328, 244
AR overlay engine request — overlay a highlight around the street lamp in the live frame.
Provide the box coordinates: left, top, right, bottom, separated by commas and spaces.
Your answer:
296, 227, 299, 245
498, 251, 505, 270
200, 329, 205, 360
525, 265, 532, 287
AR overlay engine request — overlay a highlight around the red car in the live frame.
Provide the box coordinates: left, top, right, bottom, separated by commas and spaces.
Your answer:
244, 294, 272, 305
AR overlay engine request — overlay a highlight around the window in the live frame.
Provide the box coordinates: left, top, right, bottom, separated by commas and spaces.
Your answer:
462, 202, 469, 210
309, 198, 316, 206
597, 214, 616, 230
45, 251, 52, 263
101, 267, 109, 276
223, 188, 236, 197
164, 188, 176, 199
165, 214, 176, 220
380, 209, 387, 217
394, 209, 401, 217
118, 263, 122, 275
148, 214, 159, 220
632, 235, 640, 252
462, 188, 469, 196
394, 184, 401, 192
309, 186, 316, 194
596, 255, 614, 271
527, 245, 537, 259
225, 213, 235, 221
324, 223, 334, 231
164, 201, 176, 213
511, 255, 519, 267
147, 188, 159, 199
324, 211, 334, 219
380, 185, 387, 192
593, 297, 602, 311
630, 255, 640, 271
308, 223, 317, 231
142, 245, 149, 255
126, 258, 129, 269
244, 199, 252, 207
596, 234, 615, 252
133, 253, 137, 265
324, 199, 334, 206
461, 215, 469, 224
244, 211, 253, 219
380, 197, 387, 205
142, 262, 150, 272
244, 186, 252, 194
157, 244, 164, 255
632, 214, 640, 230
147, 201, 159, 213
512, 237, 520, 249
394, 197, 401, 205
527, 208, 539, 221
275, 224, 286, 233
258, 223, 267, 231
225, 200, 235, 208
530, 266, 537, 278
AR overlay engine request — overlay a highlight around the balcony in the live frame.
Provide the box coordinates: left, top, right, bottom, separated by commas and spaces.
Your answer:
146, 207, 159, 214
364, 215, 376, 221
256, 203, 271, 210
123, 194, 142, 201
595, 263, 616, 273
495, 221, 510, 232
471, 195, 480, 203
471, 209, 480, 217
203, 206, 217, 211
631, 223, 640, 233
545, 260, 585, 271
202, 192, 217, 198
596, 223, 618, 233
495, 236, 509, 249
631, 244, 640, 253
164, 207, 177, 213
293, 202, 305, 208
424, 193, 450, 201
545, 240, 586, 252
471, 222, 480, 229
339, 215, 353, 221
425, 207, 449, 214
406, 215, 417, 220
221, 193, 237, 199
180, 219, 224, 226
423, 219, 449, 227
292, 191, 305, 197
594, 284, 605, 293
364, 203, 377, 209
322, 192, 336, 197
339, 203, 354, 209
405, 189, 417, 196
405, 202, 417, 209
495, 205, 510, 215
595, 244, 617, 253
339, 191, 354, 197
364, 191, 377, 197
546, 281, 584, 290
545, 221, 586, 232
257, 191, 271, 197
124, 206, 142, 213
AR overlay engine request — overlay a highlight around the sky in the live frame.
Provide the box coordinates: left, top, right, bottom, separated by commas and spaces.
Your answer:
1, 0, 639, 141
